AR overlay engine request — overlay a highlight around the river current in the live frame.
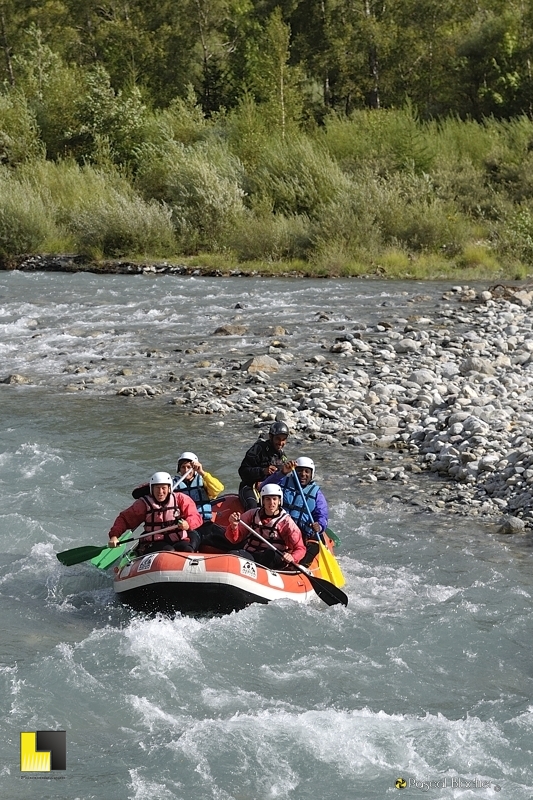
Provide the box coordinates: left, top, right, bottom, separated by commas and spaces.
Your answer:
1, 271, 532, 799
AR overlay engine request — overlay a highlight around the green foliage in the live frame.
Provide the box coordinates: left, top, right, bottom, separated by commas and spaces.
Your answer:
14, 158, 174, 257
0, 168, 55, 256
224, 95, 270, 170
250, 135, 351, 217
67, 194, 175, 258
0, 92, 43, 165
320, 107, 436, 174
497, 203, 533, 264
228, 211, 311, 261
140, 89, 209, 149
135, 141, 246, 252
250, 8, 304, 135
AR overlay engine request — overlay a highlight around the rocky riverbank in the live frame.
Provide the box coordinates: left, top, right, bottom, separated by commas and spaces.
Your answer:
3, 270, 533, 532
118, 283, 533, 533
164, 286, 533, 533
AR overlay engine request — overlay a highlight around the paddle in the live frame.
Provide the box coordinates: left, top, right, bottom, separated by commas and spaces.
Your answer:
56, 523, 184, 567
90, 529, 134, 570
291, 469, 346, 589
66, 473, 197, 568
237, 518, 348, 607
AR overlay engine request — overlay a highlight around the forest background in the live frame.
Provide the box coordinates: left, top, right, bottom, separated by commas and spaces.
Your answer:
2, 0, 533, 278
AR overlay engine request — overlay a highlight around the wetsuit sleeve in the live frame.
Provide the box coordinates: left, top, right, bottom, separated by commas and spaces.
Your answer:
202, 471, 224, 499
279, 516, 306, 563
238, 440, 269, 486
108, 499, 146, 539
314, 490, 329, 532
175, 492, 203, 530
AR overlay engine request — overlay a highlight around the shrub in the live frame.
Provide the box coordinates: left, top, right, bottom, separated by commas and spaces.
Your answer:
310, 173, 383, 259
0, 92, 43, 165
228, 212, 312, 261
135, 141, 245, 253
371, 172, 473, 253
67, 193, 176, 258
497, 203, 533, 264
0, 170, 54, 256
19, 158, 135, 220
139, 89, 208, 150
320, 106, 436, 175
250, 135, 351, 217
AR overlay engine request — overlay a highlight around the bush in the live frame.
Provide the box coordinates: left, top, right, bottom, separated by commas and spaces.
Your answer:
0, 92, 43, 165
139, 89, 209, 150
0, 170, 54, 256
320, 106, 436, 174
228, 212, 312, 261
136, 141, 245, 253
371, 172, 473, 253
250, 135, 351, 217
19, 158, 134, 216
497, 203, 533, 264
310, 173, 383, 259
67, 193, 176, 258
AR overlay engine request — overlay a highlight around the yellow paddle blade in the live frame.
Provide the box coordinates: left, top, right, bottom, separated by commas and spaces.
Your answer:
317, 541, 346, 588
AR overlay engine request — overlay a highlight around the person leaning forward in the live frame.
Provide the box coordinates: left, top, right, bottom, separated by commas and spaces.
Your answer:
108, 471, 203, 555
260, 456, 328, 568
225, 483, 305, 569
238, 421, 290, 511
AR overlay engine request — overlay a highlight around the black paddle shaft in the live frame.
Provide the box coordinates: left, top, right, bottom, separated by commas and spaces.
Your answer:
237, 519, 348, 607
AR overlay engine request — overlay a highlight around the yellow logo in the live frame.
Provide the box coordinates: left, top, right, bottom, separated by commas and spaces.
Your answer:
395, 777, 407, 789
20, 731, 66, 771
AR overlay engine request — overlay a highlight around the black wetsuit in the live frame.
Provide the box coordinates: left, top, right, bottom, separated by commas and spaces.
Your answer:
238, 437, 286, 510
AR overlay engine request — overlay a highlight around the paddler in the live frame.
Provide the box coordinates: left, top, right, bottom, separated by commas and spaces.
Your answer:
238, 421, 290, 510
108, 471, 203, 554
260, 456, 328, 567
172, 451, 226, 542
225, 483, 305, 568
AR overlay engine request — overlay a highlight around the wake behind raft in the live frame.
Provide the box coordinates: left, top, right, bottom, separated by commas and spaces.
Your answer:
93, 495, 347, 614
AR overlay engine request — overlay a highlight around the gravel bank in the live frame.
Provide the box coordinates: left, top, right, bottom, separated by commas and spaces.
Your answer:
3, 274, 533, 532
150, 283, 533, 532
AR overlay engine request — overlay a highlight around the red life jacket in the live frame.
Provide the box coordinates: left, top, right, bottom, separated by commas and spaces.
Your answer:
142, 493, 187, 543
244, 509, 288, 554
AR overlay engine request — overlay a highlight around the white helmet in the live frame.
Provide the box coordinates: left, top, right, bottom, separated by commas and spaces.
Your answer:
296, 457, 315, 478
149, 471, 173, 491
260, 484, 283, 503
177, 451, 198, 464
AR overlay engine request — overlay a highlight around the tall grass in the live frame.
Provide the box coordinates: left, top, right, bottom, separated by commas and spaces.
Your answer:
249, 135, 352, 217
15, 159, 176, 257
0, 169, 55, 257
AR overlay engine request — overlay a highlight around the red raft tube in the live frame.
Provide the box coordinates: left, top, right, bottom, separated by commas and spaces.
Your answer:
112, 494, 338, 613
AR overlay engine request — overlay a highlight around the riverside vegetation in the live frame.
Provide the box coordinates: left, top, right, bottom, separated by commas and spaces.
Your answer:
3, 3, 533, 278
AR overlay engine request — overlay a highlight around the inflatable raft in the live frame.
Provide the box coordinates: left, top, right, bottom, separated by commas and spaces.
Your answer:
111, 494, 337, 613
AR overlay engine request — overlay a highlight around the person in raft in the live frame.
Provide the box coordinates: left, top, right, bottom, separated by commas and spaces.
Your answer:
260, 456, 328, 568
238, 421, 290, 511
172, 451, 226, 541
225, 483, 305, 569
108, 471, 203, 554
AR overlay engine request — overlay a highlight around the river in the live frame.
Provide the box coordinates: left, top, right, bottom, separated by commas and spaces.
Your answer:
1, 271, 532, 799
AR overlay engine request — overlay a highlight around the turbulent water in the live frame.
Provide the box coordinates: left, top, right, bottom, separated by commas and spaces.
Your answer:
1, 271, 532, 800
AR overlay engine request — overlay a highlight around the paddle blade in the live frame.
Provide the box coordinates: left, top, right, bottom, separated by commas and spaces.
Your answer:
307, 572, 348, 606
325, 527, 341, 547
90, 531, 133, 570
317, 541, 346, 588
57, 544, 108, 566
